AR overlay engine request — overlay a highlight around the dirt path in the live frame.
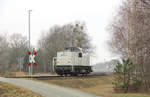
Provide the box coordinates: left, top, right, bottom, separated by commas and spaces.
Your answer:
0, 77, 101, 97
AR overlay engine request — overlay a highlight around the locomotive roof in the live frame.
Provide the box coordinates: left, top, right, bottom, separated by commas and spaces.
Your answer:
64, 47, 82, 52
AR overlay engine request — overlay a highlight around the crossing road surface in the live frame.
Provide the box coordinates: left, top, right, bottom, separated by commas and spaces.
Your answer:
0, 77, 101, 97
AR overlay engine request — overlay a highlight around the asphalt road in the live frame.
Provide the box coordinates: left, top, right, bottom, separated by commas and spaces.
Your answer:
0, 77, 101, 97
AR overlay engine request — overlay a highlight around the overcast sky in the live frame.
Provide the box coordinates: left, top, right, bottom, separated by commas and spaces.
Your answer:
0, 0, 122, 64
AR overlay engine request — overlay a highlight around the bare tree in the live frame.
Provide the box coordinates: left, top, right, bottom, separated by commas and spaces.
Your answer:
108, 0, 150, 89
9, 33, 28, 71
37, 21, 93, 73
0, 34, 10, 73
0, 33, 28, 74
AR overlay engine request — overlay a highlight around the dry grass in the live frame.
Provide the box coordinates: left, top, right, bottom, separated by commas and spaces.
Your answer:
0, 81, 42, 97
35, 75, 150, 97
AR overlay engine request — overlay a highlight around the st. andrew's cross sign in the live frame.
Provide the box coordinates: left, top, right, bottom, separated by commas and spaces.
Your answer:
27, 50, 38, 66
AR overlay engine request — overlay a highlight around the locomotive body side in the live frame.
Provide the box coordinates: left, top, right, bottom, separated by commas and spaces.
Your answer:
53, 47, 92, 76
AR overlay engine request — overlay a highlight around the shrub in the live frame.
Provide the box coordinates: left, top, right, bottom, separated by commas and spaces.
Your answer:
113, 58, 142, 93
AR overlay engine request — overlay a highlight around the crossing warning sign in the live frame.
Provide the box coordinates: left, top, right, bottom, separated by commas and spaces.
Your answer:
27, 50, 38, 66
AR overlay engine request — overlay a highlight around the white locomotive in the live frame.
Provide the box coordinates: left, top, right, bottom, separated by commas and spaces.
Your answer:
53, 47, 92, 76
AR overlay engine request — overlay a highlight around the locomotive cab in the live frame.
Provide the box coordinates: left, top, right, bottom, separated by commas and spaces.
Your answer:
53, 47, 92, 76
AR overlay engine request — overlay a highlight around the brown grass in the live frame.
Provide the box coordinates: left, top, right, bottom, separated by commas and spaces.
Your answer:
35, 75, 150, 97
0, 81, 43, 97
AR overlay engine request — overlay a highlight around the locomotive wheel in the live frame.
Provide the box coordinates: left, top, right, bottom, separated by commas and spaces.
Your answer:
70, 73, 78, 76
81, 73, 87, 76
64, 74, 68, 77
85, 73, 87, 76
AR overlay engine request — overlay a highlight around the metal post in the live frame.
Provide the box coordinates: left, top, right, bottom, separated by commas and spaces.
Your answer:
71, 27, 75, 73
28, 10, 32, 77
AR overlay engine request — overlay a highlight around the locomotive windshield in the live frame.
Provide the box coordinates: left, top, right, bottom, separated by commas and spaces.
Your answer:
65, 47, 81, 52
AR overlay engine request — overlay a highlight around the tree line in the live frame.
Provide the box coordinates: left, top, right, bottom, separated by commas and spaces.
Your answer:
0, 21, 93, 74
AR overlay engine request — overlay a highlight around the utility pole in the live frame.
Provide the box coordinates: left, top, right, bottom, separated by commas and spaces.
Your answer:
28, 10, 32, 77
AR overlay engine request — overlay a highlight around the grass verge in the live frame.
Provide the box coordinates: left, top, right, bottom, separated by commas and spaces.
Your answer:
0, 81, 42, 97
34, 75, 150, 97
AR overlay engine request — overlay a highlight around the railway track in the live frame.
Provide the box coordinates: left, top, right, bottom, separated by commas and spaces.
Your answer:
6, 72, 109, 80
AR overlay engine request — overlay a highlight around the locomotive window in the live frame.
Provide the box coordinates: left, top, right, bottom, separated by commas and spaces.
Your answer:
79, 53, 82, 57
